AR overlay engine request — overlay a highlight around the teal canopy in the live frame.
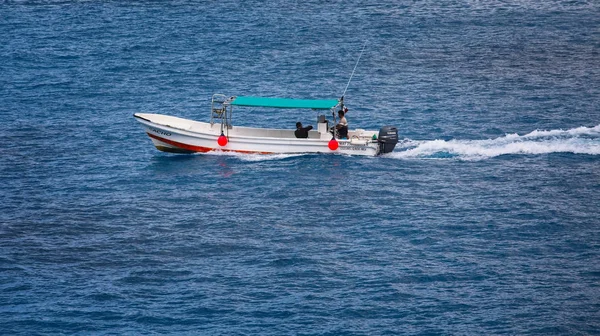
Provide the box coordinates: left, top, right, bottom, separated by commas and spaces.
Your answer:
231, 96, 339, 110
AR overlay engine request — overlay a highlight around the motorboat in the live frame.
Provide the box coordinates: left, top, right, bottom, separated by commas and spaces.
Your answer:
134, 94, 398, 156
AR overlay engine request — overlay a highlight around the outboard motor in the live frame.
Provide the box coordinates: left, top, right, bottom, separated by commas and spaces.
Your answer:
377, 126, 398, 154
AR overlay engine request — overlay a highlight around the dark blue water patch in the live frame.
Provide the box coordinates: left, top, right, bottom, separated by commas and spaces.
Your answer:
1, 1, 600, 335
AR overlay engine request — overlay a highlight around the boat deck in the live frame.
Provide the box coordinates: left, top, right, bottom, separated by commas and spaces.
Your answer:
135, 113, 375, 141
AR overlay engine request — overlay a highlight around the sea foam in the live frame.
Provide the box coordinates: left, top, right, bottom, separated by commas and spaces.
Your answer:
388, 124, 600, 160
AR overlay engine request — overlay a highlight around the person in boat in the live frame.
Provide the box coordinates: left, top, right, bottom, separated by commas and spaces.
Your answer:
295, 122, 313, 138
335, 109, 349, 139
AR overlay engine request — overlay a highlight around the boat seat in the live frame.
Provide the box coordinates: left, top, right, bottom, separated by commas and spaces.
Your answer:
307, 130, 320, 139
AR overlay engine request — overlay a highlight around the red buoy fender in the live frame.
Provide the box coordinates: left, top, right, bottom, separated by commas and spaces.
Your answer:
328, 138, 339, 150
217, 134, 228, 146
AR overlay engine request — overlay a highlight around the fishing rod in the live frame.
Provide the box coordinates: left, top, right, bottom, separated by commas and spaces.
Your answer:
333, 41, 367, 138
341, 40, 368, 100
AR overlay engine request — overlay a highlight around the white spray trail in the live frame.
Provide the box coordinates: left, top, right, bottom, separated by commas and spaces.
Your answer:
205, 150, 308, 162
389, 124, 600, 161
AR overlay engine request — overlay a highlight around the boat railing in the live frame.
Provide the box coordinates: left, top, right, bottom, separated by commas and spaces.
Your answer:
210, 94, 232, 129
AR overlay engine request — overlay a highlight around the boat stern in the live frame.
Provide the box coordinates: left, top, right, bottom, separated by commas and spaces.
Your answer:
376, 126, 399, 155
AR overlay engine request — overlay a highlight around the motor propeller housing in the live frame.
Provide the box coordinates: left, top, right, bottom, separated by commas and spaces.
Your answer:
377, 126, 398, 154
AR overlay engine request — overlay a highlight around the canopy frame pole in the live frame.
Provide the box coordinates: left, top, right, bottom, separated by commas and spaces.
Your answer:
331, 105, 338, 139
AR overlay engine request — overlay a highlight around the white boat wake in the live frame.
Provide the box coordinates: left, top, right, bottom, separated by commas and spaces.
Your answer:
388, 124, 600, 161
205, 151, 309, 162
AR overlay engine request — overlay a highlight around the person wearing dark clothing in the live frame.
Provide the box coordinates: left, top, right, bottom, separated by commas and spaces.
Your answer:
295, 122, 313, 138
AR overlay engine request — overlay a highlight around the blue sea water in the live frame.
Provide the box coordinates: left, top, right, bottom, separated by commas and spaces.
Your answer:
1, 0, 599, 334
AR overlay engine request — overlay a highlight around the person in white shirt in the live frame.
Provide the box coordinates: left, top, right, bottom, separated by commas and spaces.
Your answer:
335, 110, 348, 139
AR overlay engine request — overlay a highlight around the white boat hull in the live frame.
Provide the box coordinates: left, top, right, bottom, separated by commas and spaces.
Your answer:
134, 113, 382, 156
